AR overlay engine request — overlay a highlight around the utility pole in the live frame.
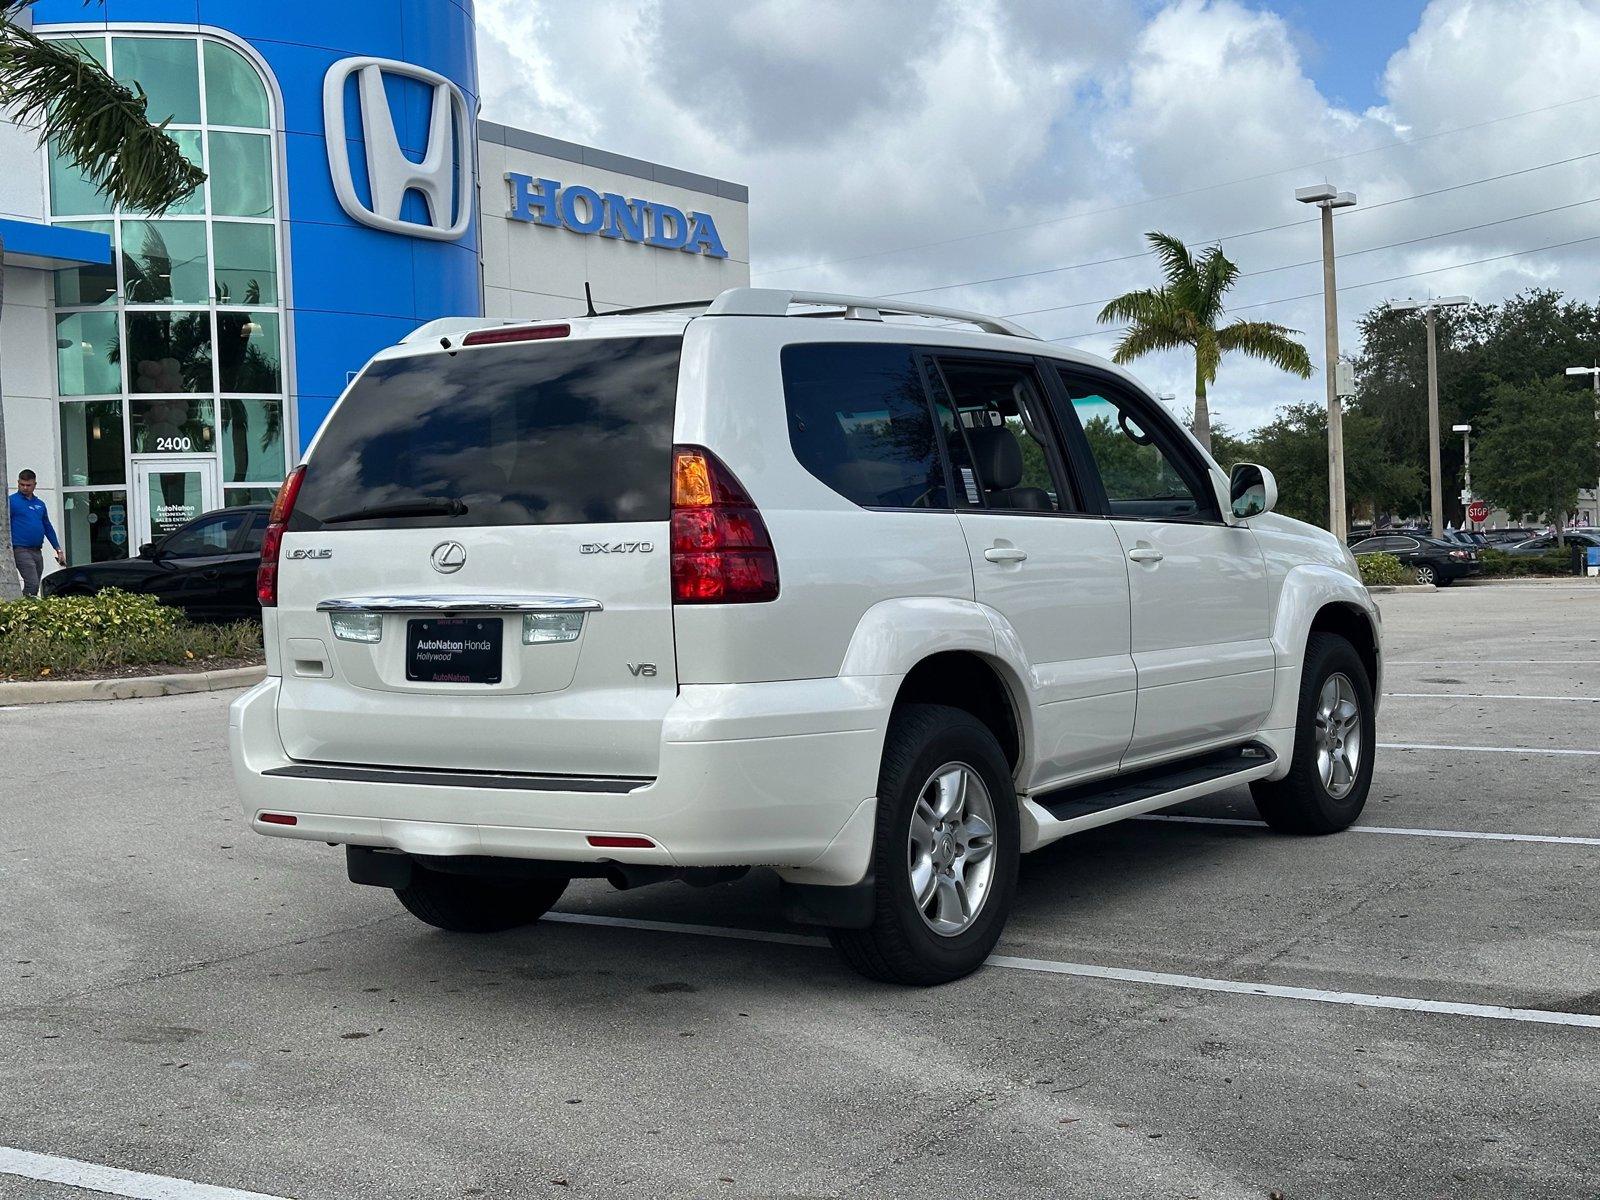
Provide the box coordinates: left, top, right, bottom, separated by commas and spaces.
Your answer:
1295, 184, 1356, 542
1392, 295, 1470, 539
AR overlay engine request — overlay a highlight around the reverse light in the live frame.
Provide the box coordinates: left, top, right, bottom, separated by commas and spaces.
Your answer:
670, 446, 779, 604
257, 465, 306, 607
462, 323, 570, 346
329, 611, 383, 643
523, 611, 584, 644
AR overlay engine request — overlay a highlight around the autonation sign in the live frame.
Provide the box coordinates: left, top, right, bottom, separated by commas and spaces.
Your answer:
506, 173, 728, 258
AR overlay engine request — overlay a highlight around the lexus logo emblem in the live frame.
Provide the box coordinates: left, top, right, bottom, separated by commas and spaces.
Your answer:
430, 541, 467, 574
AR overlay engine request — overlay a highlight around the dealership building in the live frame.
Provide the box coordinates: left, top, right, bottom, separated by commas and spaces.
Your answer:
0, 0, 749, 568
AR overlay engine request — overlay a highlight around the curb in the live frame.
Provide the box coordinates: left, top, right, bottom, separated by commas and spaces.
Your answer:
1458, 576, 1599, 586
1366, 584, 1437, 594
0, 664, 266, 706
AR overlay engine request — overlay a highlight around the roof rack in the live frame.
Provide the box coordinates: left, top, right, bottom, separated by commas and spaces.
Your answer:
702, 287, 1038, 339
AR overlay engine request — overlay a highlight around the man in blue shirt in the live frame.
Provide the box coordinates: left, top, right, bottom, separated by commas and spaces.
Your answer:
9, 470, 65, 597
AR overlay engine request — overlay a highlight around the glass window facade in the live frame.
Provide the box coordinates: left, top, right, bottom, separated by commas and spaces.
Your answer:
47, 32, 288, 564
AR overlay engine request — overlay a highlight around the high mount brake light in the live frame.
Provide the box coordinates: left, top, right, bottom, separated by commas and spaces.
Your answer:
257, 464, 306, 608
461, 324, 570, 346
670, 446, 779, 604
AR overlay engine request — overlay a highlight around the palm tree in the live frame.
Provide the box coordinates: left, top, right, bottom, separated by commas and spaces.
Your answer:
1098, 232, 1311, 454
0, 1, 205, 596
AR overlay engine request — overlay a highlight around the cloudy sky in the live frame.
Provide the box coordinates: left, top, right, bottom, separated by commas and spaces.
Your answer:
474, 0, 1600, 433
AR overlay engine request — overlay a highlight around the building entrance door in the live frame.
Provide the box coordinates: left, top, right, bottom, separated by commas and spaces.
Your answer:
132, 457, 221, 551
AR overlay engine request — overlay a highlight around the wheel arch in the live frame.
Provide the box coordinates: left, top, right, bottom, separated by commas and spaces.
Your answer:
891, 650, 1026, 775
1263, 564, 1384, 737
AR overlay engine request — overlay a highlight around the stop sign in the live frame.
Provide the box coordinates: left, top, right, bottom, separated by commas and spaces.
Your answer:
1467, 500, 1489, 524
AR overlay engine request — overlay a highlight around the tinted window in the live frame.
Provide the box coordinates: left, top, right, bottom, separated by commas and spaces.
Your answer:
934, 359, 1070, 513
1059, 376, 1205, 519
291, 337, 681, 530
238, 515, 265, 553
782, 343, 946, 508
164, 511, 246, 558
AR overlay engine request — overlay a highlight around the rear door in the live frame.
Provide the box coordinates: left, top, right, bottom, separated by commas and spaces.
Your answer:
272, 332, 682, 778
927, 353, 1136, 791
1050, 367, 1274, 767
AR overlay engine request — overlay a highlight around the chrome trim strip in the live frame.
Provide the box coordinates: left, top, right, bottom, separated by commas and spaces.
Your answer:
316, 594, 603, 614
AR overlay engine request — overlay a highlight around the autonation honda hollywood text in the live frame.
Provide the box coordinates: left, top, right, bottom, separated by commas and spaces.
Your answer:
0, 0, 749, 573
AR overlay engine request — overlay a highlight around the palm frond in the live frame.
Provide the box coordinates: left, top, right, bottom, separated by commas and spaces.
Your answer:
1144, 231, 1197, 289
1195, 244, 1241, 321
1216, 319, 1313, 378
0, 11, 206, 214
1098, 287, 1172, 326
1109, 321, 1192, 365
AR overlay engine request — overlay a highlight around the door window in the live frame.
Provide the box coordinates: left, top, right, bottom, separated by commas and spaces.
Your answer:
1056, 373, 1210, 520
780, 343, 947, 508
162, 510, 247, 558
931, 359, 1074, 513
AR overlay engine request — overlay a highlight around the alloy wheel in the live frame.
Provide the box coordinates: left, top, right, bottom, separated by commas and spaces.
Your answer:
906, 762, 998, 937
1313, 672, 1363, 800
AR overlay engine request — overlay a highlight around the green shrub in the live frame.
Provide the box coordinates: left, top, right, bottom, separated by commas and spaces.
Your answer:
0, 589, 179, 643
0, 591, 262, 678
1358, 553, 1408, 586
1479, 547, 1575, 577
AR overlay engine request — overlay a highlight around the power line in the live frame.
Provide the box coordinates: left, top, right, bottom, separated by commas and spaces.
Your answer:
1003, 191, 1600, 320
1042, 231, 1600, 343
751, 90, 1600, 279
881, 149, 1600, 300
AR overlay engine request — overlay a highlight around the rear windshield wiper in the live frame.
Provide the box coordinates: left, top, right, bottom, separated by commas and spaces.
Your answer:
321, 498, 468, 524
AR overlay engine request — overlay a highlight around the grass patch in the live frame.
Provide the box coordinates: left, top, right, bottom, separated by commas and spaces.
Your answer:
0, 590, 262, 680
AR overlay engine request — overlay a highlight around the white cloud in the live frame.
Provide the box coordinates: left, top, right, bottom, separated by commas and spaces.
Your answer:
475, 0, 1600, 433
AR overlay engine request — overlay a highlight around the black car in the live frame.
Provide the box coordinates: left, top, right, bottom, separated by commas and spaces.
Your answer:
1503, 531, 1600, 558
1350, 532, 1481, 586
41, 505, 268, 621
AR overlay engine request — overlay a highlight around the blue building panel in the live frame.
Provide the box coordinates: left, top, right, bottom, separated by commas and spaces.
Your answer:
37, 0, 484, 455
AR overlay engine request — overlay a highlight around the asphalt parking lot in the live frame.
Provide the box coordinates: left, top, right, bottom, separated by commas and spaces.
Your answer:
2, 580, 1598, 1200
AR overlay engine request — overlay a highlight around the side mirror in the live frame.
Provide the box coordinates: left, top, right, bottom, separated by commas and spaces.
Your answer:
1229, 463, 1277, 520
138, 542, 157, 559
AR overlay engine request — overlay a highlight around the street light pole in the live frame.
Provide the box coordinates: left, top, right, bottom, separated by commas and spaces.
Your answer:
1392, 295, 1470, 539
1565, 365, 1600, 525
1296, 184, 1356, 542
1453, 422, 1472, 515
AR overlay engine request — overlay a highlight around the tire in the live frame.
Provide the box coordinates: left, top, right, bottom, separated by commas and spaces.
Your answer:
828, 703, 1020, 986
1250, 633, 1375, 835
1413, 564, 1436, 586
395, 866, 568, 933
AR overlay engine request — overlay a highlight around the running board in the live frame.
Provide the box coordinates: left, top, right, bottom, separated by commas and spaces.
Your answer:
1020, 743, 1277, 851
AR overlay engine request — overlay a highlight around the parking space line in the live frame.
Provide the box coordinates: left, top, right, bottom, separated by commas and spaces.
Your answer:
1387, 659, 1600, 665
1380, 741, 1600, 756
541, 914, 1600, 1029
0, 1146, 292, 1200
1135, 813, 1600, 846
1385, 692, 1600, 703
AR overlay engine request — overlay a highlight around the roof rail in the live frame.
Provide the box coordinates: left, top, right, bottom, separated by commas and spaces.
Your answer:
703, 288, 1038, 339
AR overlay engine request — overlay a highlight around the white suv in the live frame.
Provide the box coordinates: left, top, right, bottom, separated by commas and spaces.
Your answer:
231, 288, 1380, 985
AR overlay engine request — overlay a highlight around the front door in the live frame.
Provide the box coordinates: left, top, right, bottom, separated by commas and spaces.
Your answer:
926, 353, 1137, 793
132, 457, 220, 553
1050, 368, 1274, 769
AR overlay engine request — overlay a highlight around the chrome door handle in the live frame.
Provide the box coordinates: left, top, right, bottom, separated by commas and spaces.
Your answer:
1127, 547, 1164, 563
984, 546, 1028, 564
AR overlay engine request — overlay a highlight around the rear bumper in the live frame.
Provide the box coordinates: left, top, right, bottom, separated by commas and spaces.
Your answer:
229, 675, 891, 884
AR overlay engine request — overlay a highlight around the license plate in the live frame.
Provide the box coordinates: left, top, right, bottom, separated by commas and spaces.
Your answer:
406, 617, 503, 684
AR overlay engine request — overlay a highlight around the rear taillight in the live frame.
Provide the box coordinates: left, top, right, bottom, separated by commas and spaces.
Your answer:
257, 464, 306, 608
670, 446, 778, 604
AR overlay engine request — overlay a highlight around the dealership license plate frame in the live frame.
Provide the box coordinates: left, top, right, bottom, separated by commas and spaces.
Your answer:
405, 616, 504, 684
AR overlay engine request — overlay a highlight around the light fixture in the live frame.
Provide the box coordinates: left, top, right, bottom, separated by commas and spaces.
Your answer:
91, 418, 102, 441
329, 611, 383, 644
523, 612, 584, 644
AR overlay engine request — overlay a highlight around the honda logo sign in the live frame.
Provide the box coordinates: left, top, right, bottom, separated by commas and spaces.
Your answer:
324, 56, 472, 241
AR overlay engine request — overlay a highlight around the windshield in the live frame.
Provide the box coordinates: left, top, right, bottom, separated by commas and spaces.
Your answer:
290, 335, 682, 530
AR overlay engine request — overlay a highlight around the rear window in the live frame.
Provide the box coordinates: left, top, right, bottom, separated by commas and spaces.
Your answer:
781, 343, 947, 509
290, 336, 681, 530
